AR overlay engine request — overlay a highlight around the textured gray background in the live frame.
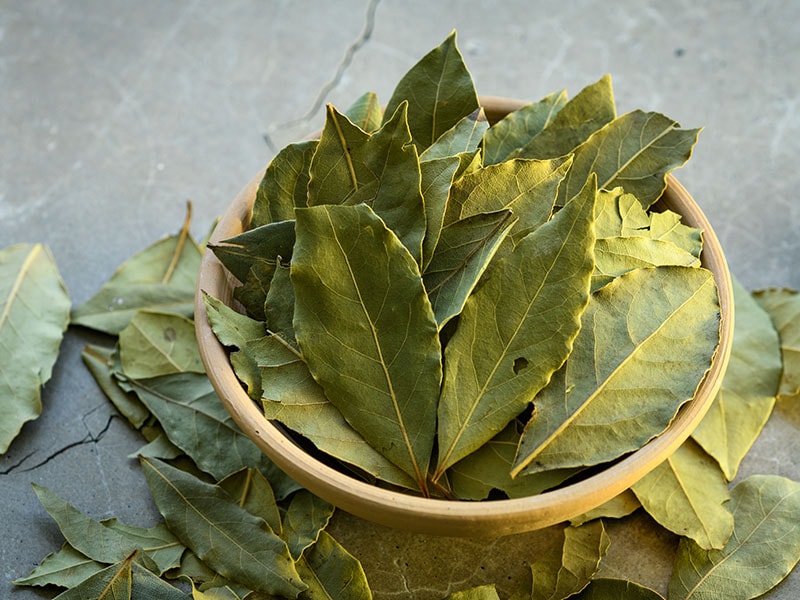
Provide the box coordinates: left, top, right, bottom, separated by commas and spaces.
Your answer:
1, 1, 798, 598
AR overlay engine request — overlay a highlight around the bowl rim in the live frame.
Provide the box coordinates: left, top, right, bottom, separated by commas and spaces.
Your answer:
195, 97, 734, 537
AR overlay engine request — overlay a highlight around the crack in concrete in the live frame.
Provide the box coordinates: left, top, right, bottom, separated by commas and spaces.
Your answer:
263, 0, 381, 153
1, 414, 116, 475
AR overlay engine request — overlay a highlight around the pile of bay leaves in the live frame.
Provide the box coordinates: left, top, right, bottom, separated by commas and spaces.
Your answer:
205, 31, 719, 499
3, 31, 800, 600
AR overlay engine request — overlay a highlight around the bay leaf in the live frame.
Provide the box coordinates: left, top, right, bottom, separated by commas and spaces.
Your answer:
592, 236, 700, 291
82, 344, 151, 430
435, 176, 596, 476
169, 551, 250, 598
668, 474, 800, 600
251, 140, 318, 228
482, 89, 568, 165
141, 457, 306, 598
282, 489, 335, 560
754, 287, 800, 399
344, 91, 382, 133
232, 262, 275, 321
572, 578, 665, 600
134, 431, 183, 461
295, 530, 373, 600
530, 521, 610, 600
264, 262, 296, 342
0, 243, 70, 453
307, 103, 426, 263
12, 543, 104, 589
423, 209, 516, 328
210, 219, 295, 283
445, 157, 570, 229
648, 210, 703, 258
631, 439, 733, 550
692, 278, 782, 480
448, 421, 577, 501
127, 372, 300, 499
31, 484, 185, 575
446, 584, 500, 600
419, 108, 488, 162
291, 204, 441, 492
71, 207, 201, 334
516, 74, 615, 161
191, 583, 245, 599
119, 311, 205, 379
383, 30, 479, 151
557, 110, 702, 207
420, 156, 460, 271
218, 468, 283, 535
513, 266, 720, 476
570, 490, 641, 526
52, 555, 192, 600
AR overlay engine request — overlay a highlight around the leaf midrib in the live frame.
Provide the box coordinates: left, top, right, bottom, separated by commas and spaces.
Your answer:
0, 244, 41, 334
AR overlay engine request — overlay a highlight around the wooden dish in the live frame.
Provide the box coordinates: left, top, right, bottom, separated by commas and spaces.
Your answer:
195, 98, 734, 538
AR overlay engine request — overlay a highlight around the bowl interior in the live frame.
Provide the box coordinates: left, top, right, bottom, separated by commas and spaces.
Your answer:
195, 98, 734, 538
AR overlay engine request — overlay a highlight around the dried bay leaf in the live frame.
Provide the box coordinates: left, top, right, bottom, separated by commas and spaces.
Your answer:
141, 457, 306, 598
251, 140, 317, 228
448, 422, 578, 501
631, 439, 733, 550
570, 490, 641, 526
419, 108, 488, 162
295, 530, 373, 600
12, 542, 104, 589
529, 521, 610, 600
446, 584, 501, 600
592, 236, 700, 291
383, 30, 479, 151
692, 278, 782, 480
420, 155, 460, 271
514, 266, 720, 476
281, 490, 335, 560
218, 468, 283, 535
292, 204, 441, 492
264, 262, 296, 342
444, 156, 570, 229
754, 287, 800, 399
307, 103, 427, 263
51, 554, 191, 600
435, 176, 597, 476
516, 74, 615, 161
119, 311, 205, 379
210, 219, 295, 283
668, 475, 800, 599
573, 578, 665, 600
482, 89, 568, 165
0, 243, 70, 453
72, 207, 200, 334
423, 209, 516, 328
31, 484, 185, 575
557, 110, 701, 207
344, 91, 382, 133
127, 373, 300, 499
232, 262, 275, 322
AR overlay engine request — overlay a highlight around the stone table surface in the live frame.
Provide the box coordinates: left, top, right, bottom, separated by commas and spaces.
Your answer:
1, 1, 799, 598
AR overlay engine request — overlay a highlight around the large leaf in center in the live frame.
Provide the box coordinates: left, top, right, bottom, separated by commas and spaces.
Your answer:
434, 176, 597, 477
291, 204, 441, 493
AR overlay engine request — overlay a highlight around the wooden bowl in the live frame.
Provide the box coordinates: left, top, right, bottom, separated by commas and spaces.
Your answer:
195, 98, 734, 537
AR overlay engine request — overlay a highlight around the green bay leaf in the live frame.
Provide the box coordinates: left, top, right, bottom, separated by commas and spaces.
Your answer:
668, 475, 800, 600
692, 278, 782, 480
210, 219, 295, 283
530, 521, 610, 600
557, 110, 701, 207
344, 91, 382, 133
218, 468, 283, 536
420, 155, 460, 271
251, 140, 317, 228
423, 209, 515, 328
570, 490, 641, 526
12, 543, 104, 589
141, 458, 306, 598
119, 311, 204, 379
482, 89, 568, 165
516, 74, 615, 161
514, 266, 720, 476
631, 439, 733, 550
383, 30, 479, 151
281, 490, 334, 560
419, 108, 488, 161
292, 204, 441, 492
754, 287, 800, 399
0, 243, 70, 453
295, 530, 373, 600
435, 176, 596, 476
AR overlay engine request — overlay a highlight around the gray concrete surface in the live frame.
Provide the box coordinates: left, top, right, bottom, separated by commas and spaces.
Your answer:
1, 1, 799, 598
